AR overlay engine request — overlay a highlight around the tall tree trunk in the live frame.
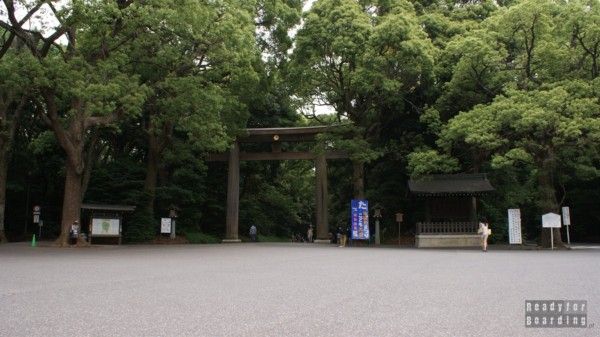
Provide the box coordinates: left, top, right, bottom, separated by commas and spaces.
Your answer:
46, 100, 86, 247
352, 161, 365, 199
42, 92, 120, 247
144, 131, 160, 215
0, 140, 8, 243
56, 160, 83, 246
81, 133, 101, 200
538, 162, 563, 248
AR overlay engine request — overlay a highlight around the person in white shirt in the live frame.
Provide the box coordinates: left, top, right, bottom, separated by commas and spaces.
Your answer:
478, 217, 491, 252
307, 225, 313, 243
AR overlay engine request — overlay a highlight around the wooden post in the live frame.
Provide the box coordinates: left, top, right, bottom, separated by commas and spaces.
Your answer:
118, 214, 122, 245
425, 199, 431, 222
223, 142, 241, 243
470, 196, 477, 222
89, 215, 93, 245
170, 218, 176, 240
375, 219, 381, 245
352, 160, 365, 199
314, 153, 329, 243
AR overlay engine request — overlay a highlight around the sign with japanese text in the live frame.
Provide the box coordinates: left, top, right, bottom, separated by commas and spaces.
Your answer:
508, 208, 522, 244
350, 199, 369, 240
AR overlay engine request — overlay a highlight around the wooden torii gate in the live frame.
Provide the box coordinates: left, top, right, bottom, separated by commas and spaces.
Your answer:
208, 126, 349, 243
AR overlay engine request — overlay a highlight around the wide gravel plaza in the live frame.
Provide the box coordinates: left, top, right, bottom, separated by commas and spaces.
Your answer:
1, 242, 599, 337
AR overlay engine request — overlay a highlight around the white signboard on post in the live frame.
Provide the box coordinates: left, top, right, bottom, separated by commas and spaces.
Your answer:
33, 205, 41, 224
542, 212, 561, 250
542, 213, 562, 228
508, 208, 522, 244
91, 218, 120, 236
161, 218, 172, 234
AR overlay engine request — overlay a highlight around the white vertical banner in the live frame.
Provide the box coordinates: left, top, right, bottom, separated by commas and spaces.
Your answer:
562, 206, 571, 245
508, 208, 522, 244
562, 207, 571, 226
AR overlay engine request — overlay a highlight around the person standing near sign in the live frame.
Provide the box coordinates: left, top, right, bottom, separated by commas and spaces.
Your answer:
478, 217, 491, 252
337, 226, 347, 247
307, 225, 313, 243
70, 220, 80, 246
249, 225, 257, 242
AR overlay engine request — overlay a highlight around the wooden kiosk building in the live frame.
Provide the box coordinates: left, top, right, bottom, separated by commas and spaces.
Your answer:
408, 174, 494, 248
81, 203, 136, 245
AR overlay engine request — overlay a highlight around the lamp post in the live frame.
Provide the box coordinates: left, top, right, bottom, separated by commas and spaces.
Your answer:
373, 204, 382, 245
395, 212, 403, 246
169, 206, 178, 240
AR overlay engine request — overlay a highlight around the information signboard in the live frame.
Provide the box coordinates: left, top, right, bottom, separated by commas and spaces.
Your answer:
91, 218, 120, 236
542, 213, 562, 228
542, 212, 562, 250
350, 199, 369, 240
161, 218, 172, 234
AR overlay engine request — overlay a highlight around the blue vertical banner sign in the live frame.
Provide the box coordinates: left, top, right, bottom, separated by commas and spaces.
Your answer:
351, 199, 370, 240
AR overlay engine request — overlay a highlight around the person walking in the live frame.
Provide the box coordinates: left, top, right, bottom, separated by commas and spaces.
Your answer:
478, 218, 491, 252
249, 225, 257, 242
337, 226, 347, 247
307, 225, 313, 243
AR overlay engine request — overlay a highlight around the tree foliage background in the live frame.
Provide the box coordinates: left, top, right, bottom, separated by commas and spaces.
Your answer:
1, 0, 598, 245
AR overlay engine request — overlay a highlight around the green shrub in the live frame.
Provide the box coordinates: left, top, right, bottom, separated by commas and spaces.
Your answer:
185, 231, 220, 244
124, 209, 156, 243
257, 234, 288, 242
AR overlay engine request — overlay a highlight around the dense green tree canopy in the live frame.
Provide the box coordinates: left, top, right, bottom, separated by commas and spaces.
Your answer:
1, 0, 599, 246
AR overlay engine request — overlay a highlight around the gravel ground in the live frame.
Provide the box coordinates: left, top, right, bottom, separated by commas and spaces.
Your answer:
1, 242, 599, 337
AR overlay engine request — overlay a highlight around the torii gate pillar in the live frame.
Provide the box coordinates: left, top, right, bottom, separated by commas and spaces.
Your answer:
314, 153, 330, 243
223, 142, 241, 243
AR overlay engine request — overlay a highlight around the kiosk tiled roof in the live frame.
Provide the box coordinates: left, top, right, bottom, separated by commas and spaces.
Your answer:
81, 203, 136, 212
408, 173, 495, 196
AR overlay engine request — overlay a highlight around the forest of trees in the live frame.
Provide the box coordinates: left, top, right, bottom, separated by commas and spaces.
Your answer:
0, 0, 598, 247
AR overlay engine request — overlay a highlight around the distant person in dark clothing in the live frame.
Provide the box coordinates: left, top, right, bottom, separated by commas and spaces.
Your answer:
346, 226, 352, 246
